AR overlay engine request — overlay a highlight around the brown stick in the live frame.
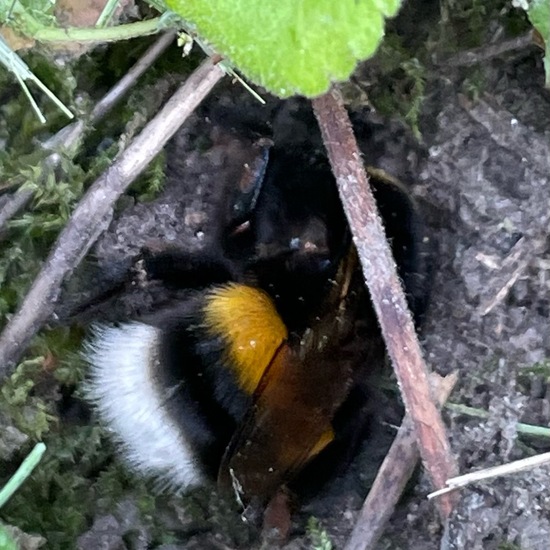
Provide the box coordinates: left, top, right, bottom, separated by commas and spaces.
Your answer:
0, 188, 34, 237
0, 58, 224, 377
344, 372, 458, 550
90, 31, 176, 122
312, 89, 458, 518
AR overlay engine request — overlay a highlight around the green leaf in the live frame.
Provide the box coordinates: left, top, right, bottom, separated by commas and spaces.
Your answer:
526, 0, 550, 87
166, 0, 402, 97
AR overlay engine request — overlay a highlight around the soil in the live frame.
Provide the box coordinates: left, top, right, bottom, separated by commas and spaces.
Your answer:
380, 52, 550, 550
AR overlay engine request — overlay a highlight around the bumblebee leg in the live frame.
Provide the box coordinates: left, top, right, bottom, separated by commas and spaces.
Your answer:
140, 246, 237, 289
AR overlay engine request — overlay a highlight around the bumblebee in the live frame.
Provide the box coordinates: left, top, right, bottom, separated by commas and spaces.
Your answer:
83, 109, 429, 511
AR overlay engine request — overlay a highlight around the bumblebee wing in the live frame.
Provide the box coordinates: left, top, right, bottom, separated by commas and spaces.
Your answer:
218, 342, 349, 504
217, 250, 359, 504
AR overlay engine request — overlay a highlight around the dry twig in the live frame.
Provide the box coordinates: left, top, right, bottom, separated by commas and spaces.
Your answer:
462, 96, 550, 169
345, 372, 458, 550
479, 236, 532, 316
0, 188, 34, 237
0, 57, 225, 377
433, 31, 535, 67
312, 88, 458, 519
428, 451, 550, 499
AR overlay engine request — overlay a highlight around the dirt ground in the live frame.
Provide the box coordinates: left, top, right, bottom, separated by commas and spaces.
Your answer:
381, 52, 550, 550
2, 2, 550, 550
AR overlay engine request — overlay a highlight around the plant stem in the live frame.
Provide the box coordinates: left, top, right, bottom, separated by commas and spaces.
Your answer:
95, 0, 121, 28
0, 443, 46, 509
34, 18, 161, 43
445, 402, 550, 439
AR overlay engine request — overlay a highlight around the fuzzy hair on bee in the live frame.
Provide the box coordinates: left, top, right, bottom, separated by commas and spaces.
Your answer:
84, 323, 204, 492
81, 102, 431, 508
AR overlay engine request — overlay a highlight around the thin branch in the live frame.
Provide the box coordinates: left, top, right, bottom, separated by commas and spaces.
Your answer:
0, 58, 225, 377
312, 88, 458, 519
480, 259, 528, 316
428, 451, 550, 499
478, 236, 534, 316
0, 188, 34, 237
433, 31, 535, 67
344, 372, 458, 550
90, 31, 176, 122
46, 30, 176, 152
0, 32, 175, 237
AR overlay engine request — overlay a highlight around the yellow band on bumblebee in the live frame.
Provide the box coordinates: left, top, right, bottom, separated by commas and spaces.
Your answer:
203, 284, 288, 394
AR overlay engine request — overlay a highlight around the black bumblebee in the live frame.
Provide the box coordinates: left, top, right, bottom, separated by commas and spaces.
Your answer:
83, 103, 430, 512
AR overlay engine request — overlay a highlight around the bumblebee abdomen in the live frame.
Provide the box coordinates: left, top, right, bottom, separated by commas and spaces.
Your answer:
84, 283, 293, 487
83, 323, 205, 490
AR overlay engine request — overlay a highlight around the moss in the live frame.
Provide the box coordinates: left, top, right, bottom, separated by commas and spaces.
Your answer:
1, 425, 147, 549
520, 359, 550, 380
307, 517, 333, 550
363, 0, 529, 139
0, 22, 203, 545
128, 150, 167, 203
